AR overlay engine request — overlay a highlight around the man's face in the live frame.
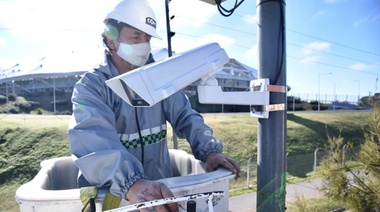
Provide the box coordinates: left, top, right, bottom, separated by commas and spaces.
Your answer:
108, 26, 152, 73
118, 26, 151, 45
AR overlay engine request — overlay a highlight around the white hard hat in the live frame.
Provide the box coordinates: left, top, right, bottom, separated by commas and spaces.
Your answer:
105, 0, 162, 40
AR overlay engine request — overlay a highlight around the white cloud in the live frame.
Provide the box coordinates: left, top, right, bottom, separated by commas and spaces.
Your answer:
0, 0, 116, 47
243, 44, 258, 69
354, 13, 380, 27
171, 33, 235, 54
245, 44, 257, 58
301, 41, 331, 55
0, 37, 5, 46
324, 0, 348, 4
299, 56, 321, 64
169, 0, 217, 28
201, 33, 235, 48
298, 41, 330, 64
2, 0, 127, 33
313, 10, 327, 19
0, 0, 122, 61
349, 63, 369, 71
354, 16, 370, 27
171, 38, 199, 54
372, 13, 380, 21
243, 14, 257, 24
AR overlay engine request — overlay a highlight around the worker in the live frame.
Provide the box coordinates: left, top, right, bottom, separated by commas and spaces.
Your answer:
68, 0, 241, 211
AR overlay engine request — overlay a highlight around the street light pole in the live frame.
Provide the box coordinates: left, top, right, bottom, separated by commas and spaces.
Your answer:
318, 72, 331, 111
292, 81, 295, 112
5, 80, 8, 114
354, 80, 360, 105
333, 83, 336, 110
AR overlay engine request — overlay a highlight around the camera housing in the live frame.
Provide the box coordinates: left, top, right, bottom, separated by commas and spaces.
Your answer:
106, 42, 229, 107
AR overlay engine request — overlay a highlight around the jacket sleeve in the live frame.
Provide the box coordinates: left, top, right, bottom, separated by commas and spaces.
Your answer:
163, 91, 223, 162
68, 73, 144, 199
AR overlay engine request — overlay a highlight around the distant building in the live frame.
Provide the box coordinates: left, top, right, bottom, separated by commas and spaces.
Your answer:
0, 50, 257, 113
0, 59, 87, 96
0, 52, 257, 95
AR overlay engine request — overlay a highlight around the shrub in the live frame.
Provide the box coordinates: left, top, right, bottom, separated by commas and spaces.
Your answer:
14, 101, 31, 109
51, 100, 68, 106
7, 94, 16, 101
310, 100, 319, 105
35, 108, 43, 115
319, 105, 380, 211
0, 95, 7, 104
57, 110, 72, 115
8, 107, 20, 114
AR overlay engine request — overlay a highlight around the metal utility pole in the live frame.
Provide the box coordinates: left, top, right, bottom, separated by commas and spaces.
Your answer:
165, 0, 173, 58
256, 0, 287, 211
165, 0, 178, 149
53, 78, 56, 114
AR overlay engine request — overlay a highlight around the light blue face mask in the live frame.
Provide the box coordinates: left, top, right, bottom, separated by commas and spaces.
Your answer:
116, 42, 151, 67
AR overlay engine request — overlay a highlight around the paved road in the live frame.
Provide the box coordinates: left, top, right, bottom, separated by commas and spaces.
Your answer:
229, 178, 324, 212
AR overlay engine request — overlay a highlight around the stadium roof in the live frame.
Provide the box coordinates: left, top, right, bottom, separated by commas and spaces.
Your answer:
0, 55, 97, 83
0, 48, 257, 84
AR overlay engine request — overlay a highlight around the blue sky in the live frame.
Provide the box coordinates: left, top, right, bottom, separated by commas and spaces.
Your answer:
0, 0, 379, 102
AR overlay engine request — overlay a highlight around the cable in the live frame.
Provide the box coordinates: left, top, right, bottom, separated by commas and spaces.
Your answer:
170, 15, 379, 60
173, 25, 379, 74
256, 0, 286, 84
215, 0, 246, 17
287, 43, 380, 67
287, 29, 380, 57
172, 9, 379, 69
287, 55, 379, 76
256, 0, 285, 7
174, 14, 256, 37
134, 108, 144, 165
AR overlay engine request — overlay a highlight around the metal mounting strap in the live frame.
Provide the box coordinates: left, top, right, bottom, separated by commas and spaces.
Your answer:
250, 103, 286, 113
264, 103, 286, 112
265, 85, 286, 93
251, 83, 286, 93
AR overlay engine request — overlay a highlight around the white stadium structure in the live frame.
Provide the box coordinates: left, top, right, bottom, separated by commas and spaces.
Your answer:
0, 49, 257, 113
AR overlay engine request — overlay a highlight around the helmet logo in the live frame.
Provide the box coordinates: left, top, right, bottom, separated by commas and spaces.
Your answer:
146, 17, 156, 29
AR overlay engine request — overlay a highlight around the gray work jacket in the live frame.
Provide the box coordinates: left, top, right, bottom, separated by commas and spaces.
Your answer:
68, 52, 223, 199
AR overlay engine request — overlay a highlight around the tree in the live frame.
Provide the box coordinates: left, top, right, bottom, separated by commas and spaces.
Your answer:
360, 93, 380, 107
319, 106, 380, 211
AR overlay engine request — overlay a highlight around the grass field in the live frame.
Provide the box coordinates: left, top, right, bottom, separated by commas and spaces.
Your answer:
0, 110, 371, 211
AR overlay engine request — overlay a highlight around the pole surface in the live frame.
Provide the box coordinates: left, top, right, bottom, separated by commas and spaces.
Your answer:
165, 0, 173, 58
165, 0, 178, 149
256, 0, 287, 211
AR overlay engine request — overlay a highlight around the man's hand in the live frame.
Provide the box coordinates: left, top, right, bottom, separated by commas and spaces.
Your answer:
205, 152, 241, 180
126, 179, 178, 212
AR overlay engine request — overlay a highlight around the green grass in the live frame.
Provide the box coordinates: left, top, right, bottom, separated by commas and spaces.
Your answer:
0, 111, 370, 211
0, 115, 71, 211
286, 196, 348, 211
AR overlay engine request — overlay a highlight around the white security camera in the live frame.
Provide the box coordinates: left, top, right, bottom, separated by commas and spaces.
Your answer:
105, 43, 229, 107
198, 78, 270, 106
